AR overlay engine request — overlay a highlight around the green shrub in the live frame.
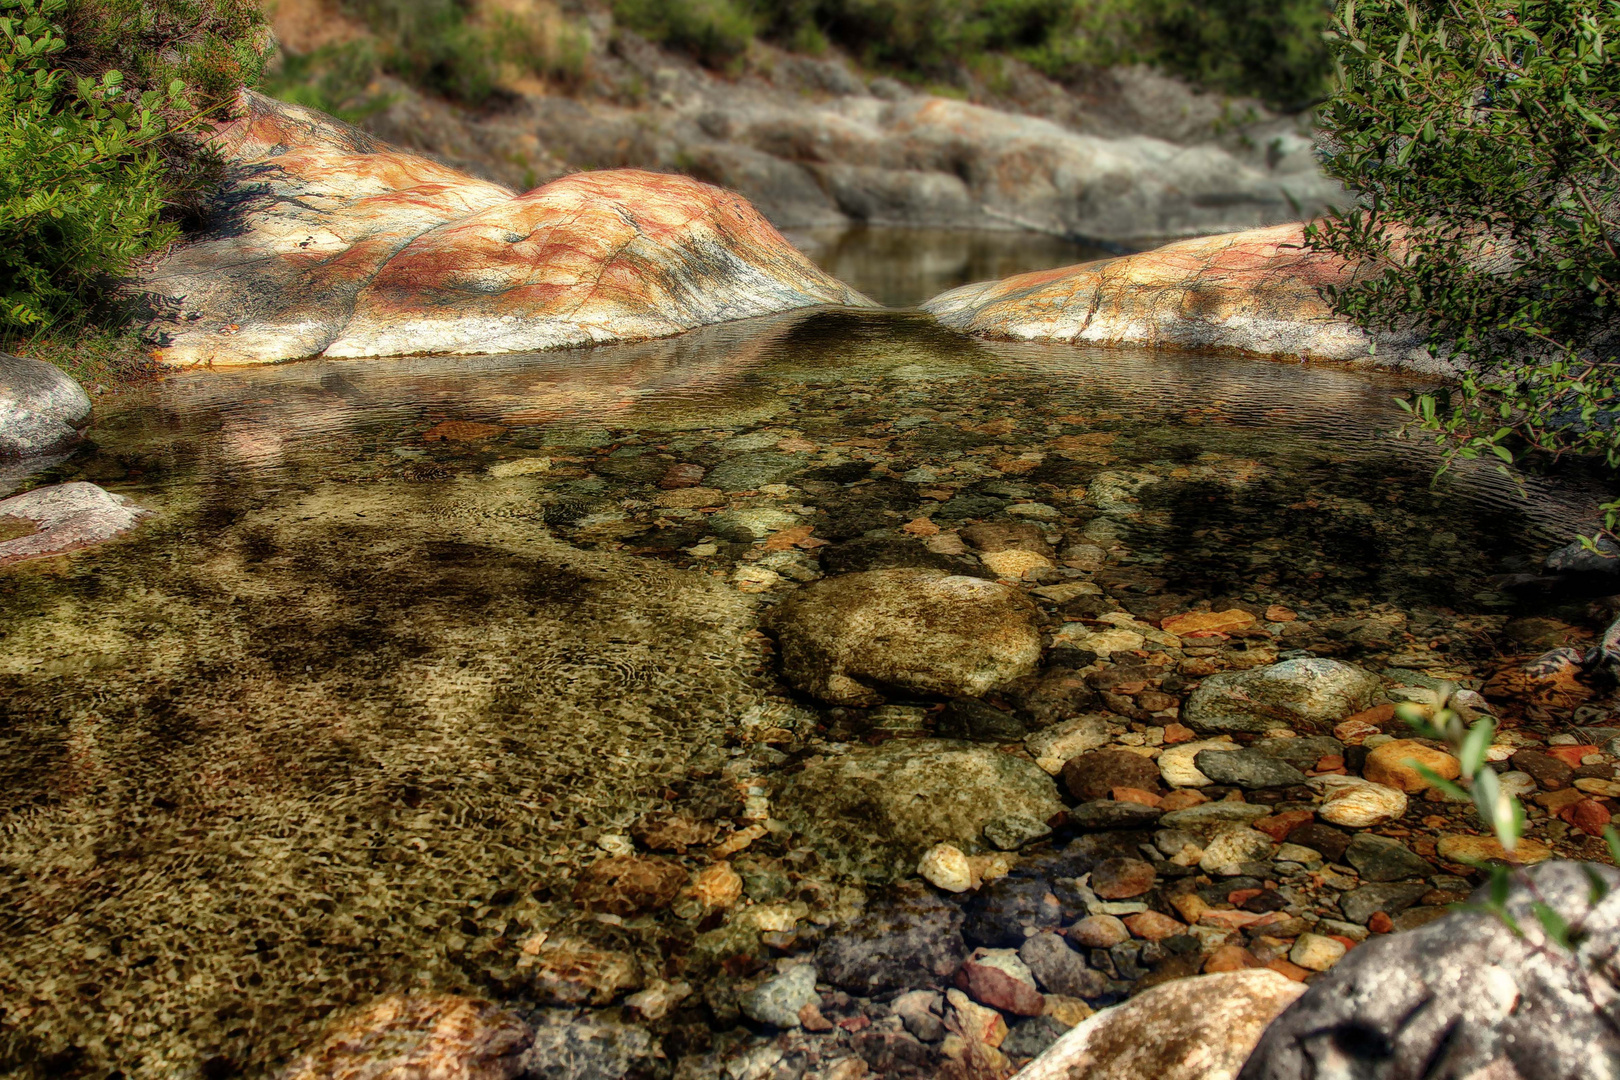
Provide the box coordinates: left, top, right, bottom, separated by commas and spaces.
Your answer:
0, 0, 189, 330
613, 0, 759, 70
1139, 0, 1333, 110
1308, 0, 1620, 537
260, 40, 393, 124
310, 1, 589, 106
755, 0, 1332, 105
55, 0, 271, 111
338, 0, 501, 103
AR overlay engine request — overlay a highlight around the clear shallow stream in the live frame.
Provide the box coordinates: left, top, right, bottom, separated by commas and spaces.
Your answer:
0, 296, 1610, 1076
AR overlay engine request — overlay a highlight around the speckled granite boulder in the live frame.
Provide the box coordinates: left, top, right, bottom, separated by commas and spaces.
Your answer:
140, 91, 873, 367
0, 353, 91, 457
0, 482, 150, 567
923, 224, 1436, 370
1242, 860, 1620, 1080
1182, 657, 1383, 735
764, 568, 1043, 705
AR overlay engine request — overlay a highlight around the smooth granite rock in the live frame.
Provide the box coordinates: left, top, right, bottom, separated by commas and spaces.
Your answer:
923, 224, 1434, 370
1241, 861, 1620, 1080
1193, 748, 1307, 790
0, 353, 91, 458
1020, 970, 1306, 1080
139, 91, 873, 367
0, 482, 151, 567
520, 1010, 658, 1080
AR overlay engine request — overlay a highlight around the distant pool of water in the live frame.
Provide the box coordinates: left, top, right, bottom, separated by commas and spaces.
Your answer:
788, 227, 1119, 308
0, 307, 1609, 1077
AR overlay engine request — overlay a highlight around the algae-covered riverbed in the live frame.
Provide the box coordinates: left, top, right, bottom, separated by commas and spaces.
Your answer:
1, 308, 1613, 1078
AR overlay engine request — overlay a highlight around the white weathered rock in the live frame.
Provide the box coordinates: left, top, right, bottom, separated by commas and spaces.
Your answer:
1244, 861, 1620, 1080
0, 482, 150, 567
1158, 738, 1239, 787
1315, 778, 1408, 828
1199, 827, 1275, 875
919, 843, 974, 893
1018, 969, 1306, 1080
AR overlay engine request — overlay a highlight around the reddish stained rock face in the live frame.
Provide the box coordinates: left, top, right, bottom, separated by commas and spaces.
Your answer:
922, 224, 1435, 369
141, 91, 873, 367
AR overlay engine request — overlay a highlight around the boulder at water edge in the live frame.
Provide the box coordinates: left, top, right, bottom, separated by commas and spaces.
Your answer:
0, 482, 150, 567
1240, 860, 1620, 1080
775, 739, 1064, 883
922, 224, 1434, 369
764, 568, 1043, 705
0, 353, 91, 457
1019, 969, 1306, 1080
138, 91, 873, 367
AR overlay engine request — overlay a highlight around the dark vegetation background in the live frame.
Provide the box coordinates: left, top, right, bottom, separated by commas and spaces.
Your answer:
268, 0, 1332, 114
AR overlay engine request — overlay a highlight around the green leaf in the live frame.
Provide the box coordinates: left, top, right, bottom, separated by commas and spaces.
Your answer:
1459, 717, 1495, 776
1490, 865, 1512, 907
1583, 863, 1610, 905
1415, 767, 1472, 802
1532, 902, 1573, 949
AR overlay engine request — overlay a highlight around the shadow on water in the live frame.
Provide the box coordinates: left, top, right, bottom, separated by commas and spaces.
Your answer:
0, 306, 1611, 1076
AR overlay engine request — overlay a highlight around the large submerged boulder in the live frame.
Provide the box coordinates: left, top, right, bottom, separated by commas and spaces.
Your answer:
1240, 860, 1620, 1080
922, 224, 1436, 370
138, 91, 873, 367
0, 353, 91, 458
764, 568, 1043, 706
1182, 657, 1383, 735
775, 739, 1064, 883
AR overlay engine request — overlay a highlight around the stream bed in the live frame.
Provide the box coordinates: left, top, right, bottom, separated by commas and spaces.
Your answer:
1, 304, 1615, 1079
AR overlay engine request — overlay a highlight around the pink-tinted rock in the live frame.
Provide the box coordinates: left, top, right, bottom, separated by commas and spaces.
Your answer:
923, 224, 1433, 368
141, 91, 872, 367
1090, 857, 1157, 900
1122, 911, 1186, 942
956, 957, 1045, 1017
0, 482, 150, 567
